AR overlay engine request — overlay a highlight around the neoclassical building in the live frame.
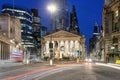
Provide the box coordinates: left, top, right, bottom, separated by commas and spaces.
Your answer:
103, 0, 120, 63
0, 14, 23, 61
42, 30, 85, 60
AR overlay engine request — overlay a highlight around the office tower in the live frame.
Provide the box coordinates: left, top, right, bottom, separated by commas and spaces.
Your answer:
103, 0, 120, 63
31, 9, 41, 48
1, 4, 34, 49
69, 5, 80, 34
93, 22, 100, 35
51, 0, 69, 31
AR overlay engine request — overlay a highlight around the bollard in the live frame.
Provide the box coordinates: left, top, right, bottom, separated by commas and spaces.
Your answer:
50, 59, 53, 65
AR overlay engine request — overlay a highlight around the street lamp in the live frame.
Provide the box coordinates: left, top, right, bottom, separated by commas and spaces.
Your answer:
47, 3, 57, 65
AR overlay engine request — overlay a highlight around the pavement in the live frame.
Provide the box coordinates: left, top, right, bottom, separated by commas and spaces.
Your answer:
95, 62, 120, 70
0, 60, 24, 68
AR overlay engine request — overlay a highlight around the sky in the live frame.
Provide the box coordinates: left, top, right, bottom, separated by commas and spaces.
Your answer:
0, 0, 104, 51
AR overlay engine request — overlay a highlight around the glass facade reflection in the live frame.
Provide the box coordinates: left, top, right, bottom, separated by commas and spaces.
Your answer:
2, 4, 34, 47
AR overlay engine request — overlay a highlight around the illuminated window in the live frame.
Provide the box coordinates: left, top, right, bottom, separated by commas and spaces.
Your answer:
21, 30, 23, 32
115, 10, 118, 17
19, 12, 24, 16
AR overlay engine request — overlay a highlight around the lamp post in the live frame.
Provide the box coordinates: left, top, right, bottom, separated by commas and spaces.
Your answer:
47, 3, 56, 65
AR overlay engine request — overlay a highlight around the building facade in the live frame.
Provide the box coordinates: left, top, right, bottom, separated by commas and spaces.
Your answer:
31, 9, 47, 56
1, 4, 34, 48
0, 14, 23, 61
89, 22, 104, 61
31, 9, 41, 43
31, 9, 41, 56
103, 0, 120, 63
42, 30, 85, 60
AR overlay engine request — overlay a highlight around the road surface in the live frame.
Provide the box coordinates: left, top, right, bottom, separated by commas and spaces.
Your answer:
0, 63, 120, 80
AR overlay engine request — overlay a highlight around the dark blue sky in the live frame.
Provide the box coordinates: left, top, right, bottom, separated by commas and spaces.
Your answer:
0, 0, 104, 51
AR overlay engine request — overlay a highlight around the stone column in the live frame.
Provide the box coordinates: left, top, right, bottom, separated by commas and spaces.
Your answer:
52, 41, 55, 57
58, 41, 60, 59
73, 40, 76, 57
69, 41, 71, 55
68, 41, 70, 55
75, 40, 79, 52
70, 40, 73, 56
64, 41, 66, 56
59, 41, 62, 59
65, 41, 69, 56
63, 41, 65, 56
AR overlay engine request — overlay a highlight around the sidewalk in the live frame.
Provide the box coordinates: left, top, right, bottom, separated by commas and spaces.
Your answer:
96, 62, 120, 70
0, 60, 24, 68
0, 60, 76, 72
0, 61, 49, 72
0, 62, 24, 68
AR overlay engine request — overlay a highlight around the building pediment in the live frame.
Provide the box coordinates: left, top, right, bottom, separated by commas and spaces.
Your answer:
44, 30, 82, 38
43, 30, 85, 42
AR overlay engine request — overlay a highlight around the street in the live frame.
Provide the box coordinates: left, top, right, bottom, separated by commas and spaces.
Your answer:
0, 62, 120, 80
38, 63, 120, 80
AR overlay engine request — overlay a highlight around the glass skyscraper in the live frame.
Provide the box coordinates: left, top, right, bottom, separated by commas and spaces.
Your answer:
51, 0, 69, 31
1, 4, 34, 48
69, 5, 80, 34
